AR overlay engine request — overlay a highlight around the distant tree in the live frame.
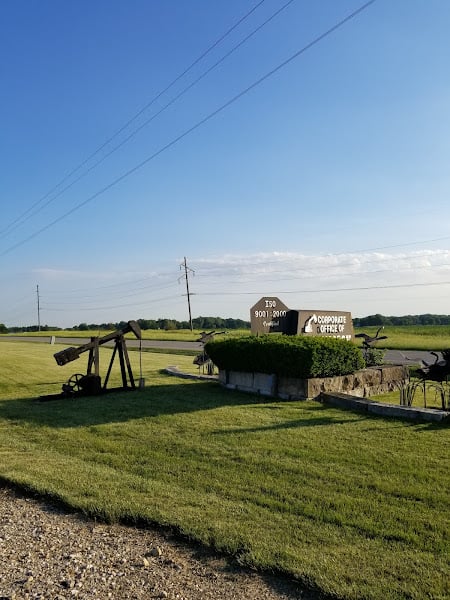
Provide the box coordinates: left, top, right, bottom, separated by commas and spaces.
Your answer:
225, 318, 250, 329
367, 314, 385, 326
401, 315, 415, 326
158, 319, 177, 330
354, 314, 450, 327
419, 314, 437, 325
137, 319, 158, 330
41, 325, 61, 331
0, 323, 8, 334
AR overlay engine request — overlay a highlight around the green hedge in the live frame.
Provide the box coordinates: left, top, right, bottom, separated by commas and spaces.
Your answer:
205, 335, 365, 379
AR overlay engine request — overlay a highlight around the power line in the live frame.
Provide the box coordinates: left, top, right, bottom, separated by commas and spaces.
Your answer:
194, 245, 450, 277
194, 255, 450, 283
197, 280, 450, 296
41, 293, 183, 312
0, 0, 377, 258
0, 0, 294, 242
41, 278, 447, 313
12, 250, 450, 321
339, 235, 450, 254
41, 279, 179, 303
37, 255, 450, 317
41, 286, 180, 310
0, 0, 268, 240
36, 270, 179, 296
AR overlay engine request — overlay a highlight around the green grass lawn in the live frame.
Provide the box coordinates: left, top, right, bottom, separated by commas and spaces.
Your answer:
372, 382, 450, 411
0, 342, 449, 600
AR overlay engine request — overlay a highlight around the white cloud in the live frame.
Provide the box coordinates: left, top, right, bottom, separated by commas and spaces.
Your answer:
4, 249, 450, 327
190, 249, 450, 319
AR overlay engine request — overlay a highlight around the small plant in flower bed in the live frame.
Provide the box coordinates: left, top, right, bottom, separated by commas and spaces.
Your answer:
205, 334, 365, 379
363, 347, 386, 367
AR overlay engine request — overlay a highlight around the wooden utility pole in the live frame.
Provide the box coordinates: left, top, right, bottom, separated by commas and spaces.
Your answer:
36, 284, 41, 332
180, 257, 194, 331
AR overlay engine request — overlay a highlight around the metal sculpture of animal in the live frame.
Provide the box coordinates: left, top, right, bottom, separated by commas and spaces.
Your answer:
416, 351, 450, 382
196, 331, 226, 344
194, 331, 226, 374
354, 326, 388, 349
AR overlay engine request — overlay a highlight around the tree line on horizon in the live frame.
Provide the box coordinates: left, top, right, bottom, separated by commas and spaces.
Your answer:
353, 313, 450, 327
3, 313, 450, 334
1, 316, 251, 334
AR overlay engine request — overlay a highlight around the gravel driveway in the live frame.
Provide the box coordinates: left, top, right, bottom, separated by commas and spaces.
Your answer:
0, 485, 317, 600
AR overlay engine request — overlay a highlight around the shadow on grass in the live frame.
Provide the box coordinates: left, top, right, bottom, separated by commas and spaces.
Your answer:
2, 379, 441, 432
0, 380, 364, 432
0, 381, 285, 428
213, 403, 369, 434
211, 414, 360, 435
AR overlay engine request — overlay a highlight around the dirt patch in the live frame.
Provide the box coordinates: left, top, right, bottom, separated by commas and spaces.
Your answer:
0, 484, 323, 599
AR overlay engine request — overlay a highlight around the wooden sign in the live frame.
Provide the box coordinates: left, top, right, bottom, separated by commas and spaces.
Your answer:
250, 297, 291, 335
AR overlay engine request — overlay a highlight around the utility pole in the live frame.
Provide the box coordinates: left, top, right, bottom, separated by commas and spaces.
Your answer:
36, 284, 41, 332
180, 257, 194, 331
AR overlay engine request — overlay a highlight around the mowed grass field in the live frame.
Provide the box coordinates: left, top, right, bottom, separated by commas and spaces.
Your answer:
353, 324, 450, 351
2, 328, 249, 342
0, 341, 449, 600
4, 323, 450, 350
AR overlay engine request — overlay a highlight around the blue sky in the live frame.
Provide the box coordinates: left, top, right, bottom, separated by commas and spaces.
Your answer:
1, 0, 450, 328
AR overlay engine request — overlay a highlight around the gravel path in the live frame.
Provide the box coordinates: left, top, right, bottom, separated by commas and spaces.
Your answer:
0, 485, 318, 600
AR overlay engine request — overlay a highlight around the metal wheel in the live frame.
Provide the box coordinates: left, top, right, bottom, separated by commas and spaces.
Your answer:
65, 373, 85, 393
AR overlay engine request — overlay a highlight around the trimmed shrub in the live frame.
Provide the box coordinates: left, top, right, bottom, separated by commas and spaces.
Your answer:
205, 335, 365, 379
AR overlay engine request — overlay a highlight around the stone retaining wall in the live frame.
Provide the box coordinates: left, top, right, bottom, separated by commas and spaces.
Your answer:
218, 365, 409, 400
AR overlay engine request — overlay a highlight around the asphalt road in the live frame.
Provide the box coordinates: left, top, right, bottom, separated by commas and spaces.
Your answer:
1, 336, 439, 365
383, 349, 438, 366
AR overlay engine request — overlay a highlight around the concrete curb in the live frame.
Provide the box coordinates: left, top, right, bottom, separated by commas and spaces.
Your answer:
165, 366, 218, 381
320, 392, 450, 422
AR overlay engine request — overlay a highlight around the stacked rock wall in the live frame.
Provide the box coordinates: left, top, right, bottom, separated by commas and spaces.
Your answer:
219, 365, 409, 400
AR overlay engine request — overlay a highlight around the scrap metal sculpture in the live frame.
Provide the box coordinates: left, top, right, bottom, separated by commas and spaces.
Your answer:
416, 350, 450, 383
47, 320, 141, 399
402, 350, 450, 411
355, 326, 388, 365
354, 326, 388, 349
193, 331, 225, 375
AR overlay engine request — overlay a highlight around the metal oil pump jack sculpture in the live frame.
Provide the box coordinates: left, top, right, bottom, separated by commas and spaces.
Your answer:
45, 320, 142, 399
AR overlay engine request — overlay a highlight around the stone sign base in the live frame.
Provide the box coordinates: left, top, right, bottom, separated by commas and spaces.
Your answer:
218, 365, 409, 400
